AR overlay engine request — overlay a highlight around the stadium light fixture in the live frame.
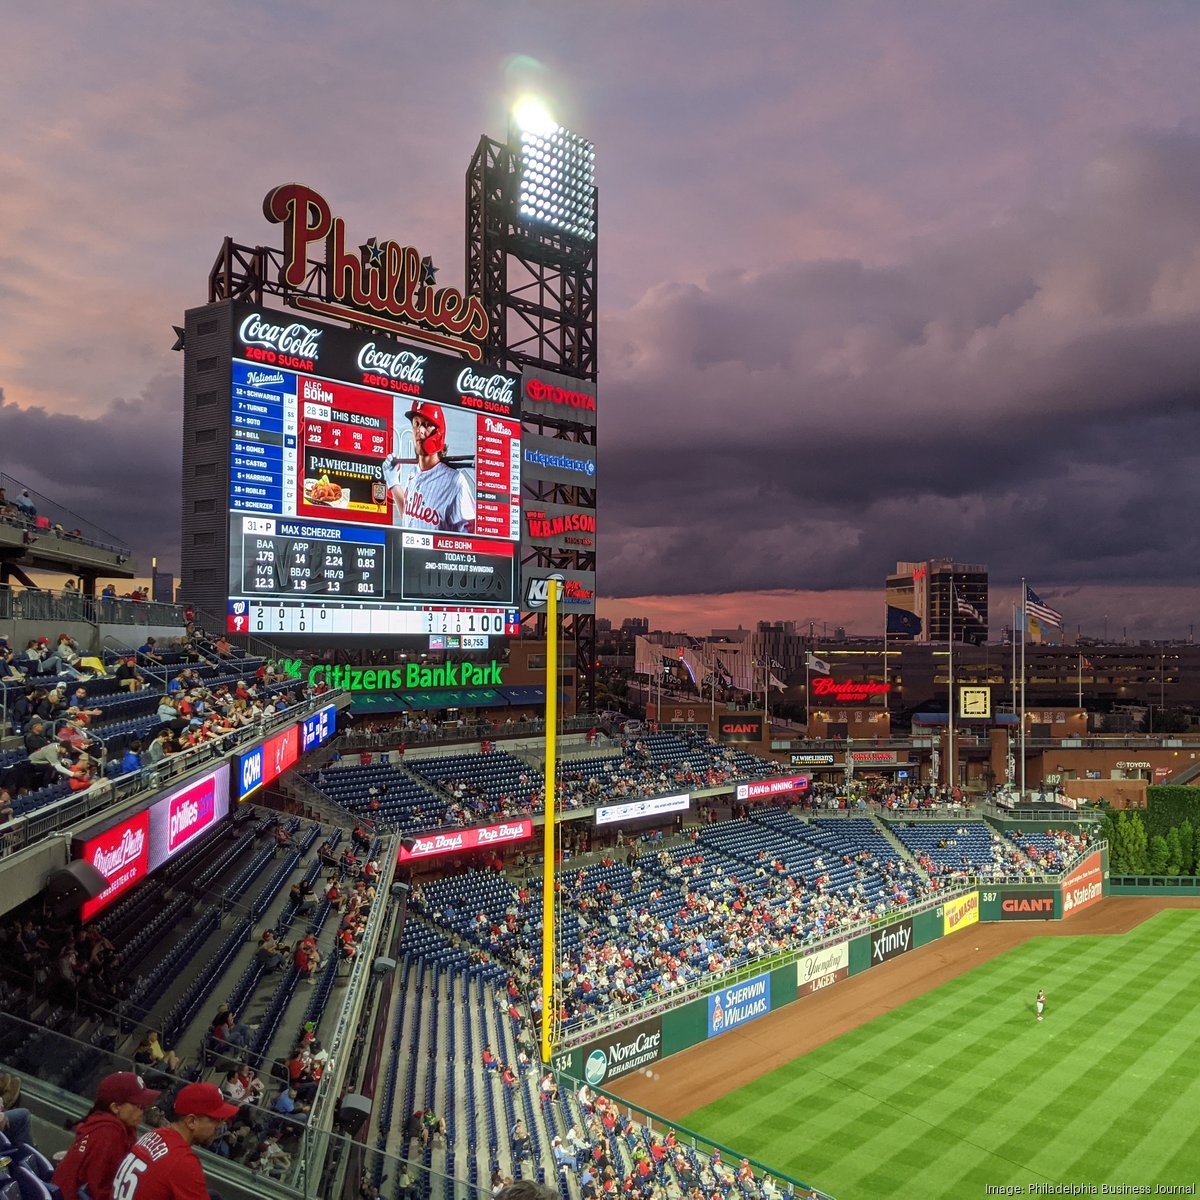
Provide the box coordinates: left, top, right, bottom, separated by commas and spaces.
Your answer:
510, 98, 596, 242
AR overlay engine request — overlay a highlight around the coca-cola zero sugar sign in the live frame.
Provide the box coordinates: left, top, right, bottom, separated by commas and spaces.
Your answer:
79, 811, 151, 920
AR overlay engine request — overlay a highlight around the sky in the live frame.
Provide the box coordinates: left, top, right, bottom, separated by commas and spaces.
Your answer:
2, 1, 1199, 640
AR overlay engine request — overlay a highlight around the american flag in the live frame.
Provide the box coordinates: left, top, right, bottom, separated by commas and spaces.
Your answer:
1025, 585, 1063, 629
954, 589, 983, 623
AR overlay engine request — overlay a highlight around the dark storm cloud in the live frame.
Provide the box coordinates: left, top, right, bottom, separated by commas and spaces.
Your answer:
0, 375, 181, 568
599, 130, 1200, 597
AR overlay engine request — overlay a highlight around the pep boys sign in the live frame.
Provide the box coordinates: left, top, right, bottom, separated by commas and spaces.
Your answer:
399, 819, 532, 863
79, 811, 151, 920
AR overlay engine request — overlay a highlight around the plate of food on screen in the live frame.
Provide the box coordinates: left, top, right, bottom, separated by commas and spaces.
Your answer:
303, 476, 350, 507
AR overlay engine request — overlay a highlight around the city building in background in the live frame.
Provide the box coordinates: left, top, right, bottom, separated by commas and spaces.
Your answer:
886, 559, 988, 644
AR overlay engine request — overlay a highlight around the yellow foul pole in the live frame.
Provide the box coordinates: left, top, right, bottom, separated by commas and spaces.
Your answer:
540, 582, 559, 1064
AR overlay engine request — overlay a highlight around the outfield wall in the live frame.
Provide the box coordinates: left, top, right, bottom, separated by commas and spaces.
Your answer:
562, 844, 1110, 1087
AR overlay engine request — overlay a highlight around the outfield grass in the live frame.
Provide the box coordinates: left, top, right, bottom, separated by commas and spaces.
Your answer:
684, 909, 1200, 1199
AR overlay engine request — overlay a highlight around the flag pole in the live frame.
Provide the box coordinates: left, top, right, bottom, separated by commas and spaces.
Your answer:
1019, 580, 1027, 801
883, 604, 890, 712
1078, 650, 1083, 710
948, 576, 955, 793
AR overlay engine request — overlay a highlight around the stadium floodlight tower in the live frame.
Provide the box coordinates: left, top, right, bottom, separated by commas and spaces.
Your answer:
466, 96, 598, 714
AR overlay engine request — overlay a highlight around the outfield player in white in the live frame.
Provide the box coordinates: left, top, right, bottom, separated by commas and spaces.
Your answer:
1036, 988, 1046, 1021
382, 401, 475, 533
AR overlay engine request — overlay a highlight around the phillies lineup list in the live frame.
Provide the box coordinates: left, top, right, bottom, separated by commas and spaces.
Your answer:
226, 306, 522, 638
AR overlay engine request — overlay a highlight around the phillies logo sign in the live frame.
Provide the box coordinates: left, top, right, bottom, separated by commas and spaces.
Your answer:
263, 183, 488, 360
811, 678, 891, 702
524, 377, 596, 412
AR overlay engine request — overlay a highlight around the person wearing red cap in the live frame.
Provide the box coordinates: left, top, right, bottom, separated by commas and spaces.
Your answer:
382, 401, 475, 533
109, 1082, 237, 1200
53, 1072, 161, 1200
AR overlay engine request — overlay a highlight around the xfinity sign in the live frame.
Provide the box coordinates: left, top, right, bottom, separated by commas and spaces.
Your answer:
870, 918, 914, 966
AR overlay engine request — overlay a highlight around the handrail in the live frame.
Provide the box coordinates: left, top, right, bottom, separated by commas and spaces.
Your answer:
0, 689, 346, 856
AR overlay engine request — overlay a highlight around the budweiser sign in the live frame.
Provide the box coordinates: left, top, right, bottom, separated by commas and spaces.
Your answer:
399, 818, 533, 862
811, 678, 891, 702
263, 183, 488, 360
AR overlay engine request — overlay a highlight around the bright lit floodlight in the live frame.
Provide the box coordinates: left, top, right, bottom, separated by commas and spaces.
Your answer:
510, 101, 596, 241
513, 95, 558, 137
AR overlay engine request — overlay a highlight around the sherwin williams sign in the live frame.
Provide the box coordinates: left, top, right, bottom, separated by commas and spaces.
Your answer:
707, 973, 769, 1036
581, 1016, 663, 1085
942, 891, 980, 936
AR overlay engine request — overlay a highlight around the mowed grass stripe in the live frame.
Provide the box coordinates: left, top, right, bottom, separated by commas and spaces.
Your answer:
1049, 968, 1200, 1181
684, 910, 1200, 1200
988, 929, 1200, 1174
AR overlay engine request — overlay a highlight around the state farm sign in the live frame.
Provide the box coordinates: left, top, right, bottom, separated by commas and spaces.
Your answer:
399, 819, 533, 863
1062, 851, 1104, 918
78, 810, 151, 920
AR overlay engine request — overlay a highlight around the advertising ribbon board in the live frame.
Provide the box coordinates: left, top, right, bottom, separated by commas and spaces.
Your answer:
1061, 851, 1104, 918
797, 943, 850, 997
942, 891, 980, 936
707, 973, 770, 1037
735, 776, 809, 801
398, 819, 533, 863
78, 810, 152, 921
580, 1017, 663, 1086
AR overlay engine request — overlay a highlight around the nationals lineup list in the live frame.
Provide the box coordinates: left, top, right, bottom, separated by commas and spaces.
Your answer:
226, 308, 522, 637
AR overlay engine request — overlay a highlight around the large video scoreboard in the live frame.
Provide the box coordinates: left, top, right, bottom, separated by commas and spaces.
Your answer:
224, 305, 522, 638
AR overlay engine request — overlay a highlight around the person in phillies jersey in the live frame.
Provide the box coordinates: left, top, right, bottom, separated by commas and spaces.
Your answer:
108, 1082, 237, 1200
382, 401, 475, 533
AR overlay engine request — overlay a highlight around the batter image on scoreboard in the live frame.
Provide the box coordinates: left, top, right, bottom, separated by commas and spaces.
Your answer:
382, 401, 476, 533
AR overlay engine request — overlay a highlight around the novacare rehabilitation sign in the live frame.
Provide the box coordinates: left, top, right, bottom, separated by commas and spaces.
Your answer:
707, 972, 770, 1037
